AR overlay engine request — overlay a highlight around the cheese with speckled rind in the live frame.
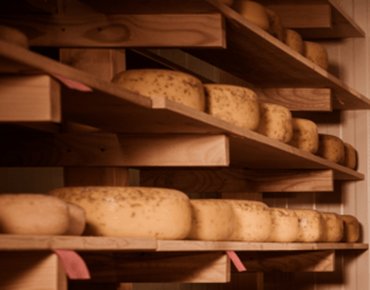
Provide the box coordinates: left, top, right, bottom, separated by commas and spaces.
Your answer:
65, 202, 86, 236
47, 186, 192, 239
203, 84, 260, 131
303, 41, 329, 71
224, 199, 272, 242
294, 209, 324, 242
112, 69, 205, 111
284, 29, 303, 55
320, 212, 343, 242
267, 208, 299, 243
257, 103, 293, 143
0, 194, 69, 235
266, 8, 284, 41
288, 118, 319, 154
187, 199, 234, 241
316, 134, 345, 164
232, 1, 270, 31
341, 215, 360, 243
340, 142, 357, 170
0, 25, 29, 48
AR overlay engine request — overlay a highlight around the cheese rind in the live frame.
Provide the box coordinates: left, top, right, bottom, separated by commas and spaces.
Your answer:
288, 118, 319, 154
341, 142, 357, 170
303, 41, 329, 71
284, 29, 303, 55
48, 186, 192, 239
65, 202, 86, 236
232, 1, 270, 31
320, 212, 343, 242
341, 215, 360, 243
187, 199, 234, 241
267, 208, 299, 242
266, 8, 284, 41
204, 84, 260, 131
294, 209, 324, 242
316, 134, 345, 164
112, 69, 205, 111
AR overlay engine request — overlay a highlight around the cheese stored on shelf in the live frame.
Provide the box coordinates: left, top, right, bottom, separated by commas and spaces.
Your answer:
294, 209, 324, 242
65, 202, 86, 236
316, 134, 345, 164
47, 186, 192, 239
341, 215, 360, 243
320, 212, 344, 242
187, 199, 234, 241
341, 142, 358, 170
266, 208, 299, 243
224, 199, 272, 242
111, 69, 205, 111
303, 41, 329, 71
232, 1, 270, 31
284, 29, 303, 55
203, 84, 260, 131
266, 8, 284, 41
0, 194, 69, 235
257, 102, 293, 143
0, 25, 29, 48
288, 118, 319, 154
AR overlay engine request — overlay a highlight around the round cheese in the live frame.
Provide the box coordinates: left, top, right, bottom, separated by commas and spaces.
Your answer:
0, 25, 29, 48
47, 186, 192, 239
0, 194, 69, 235
320, 212, 343, 242
257, 102, 293, 143
284, 29, 303, 55
203, 84, 260, 131
341, 142, 357, 170
341, 215, 360, 243
232, 1, 270, 31
316, 134, 345, 164
266, 208, 299, 243
187, 199, 234, 241
294, 209, 324, 242
303, 41, 329, 71
224, 199, 272, 242
65, 202, 86, 236
288, 118, 319, 154
112, 69, 205, 111
266, 8, 284, 41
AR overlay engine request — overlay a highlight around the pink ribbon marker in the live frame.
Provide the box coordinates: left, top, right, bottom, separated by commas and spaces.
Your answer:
52, 249, 91, 280
226, 250, 247, 272
50, 73, 93, 92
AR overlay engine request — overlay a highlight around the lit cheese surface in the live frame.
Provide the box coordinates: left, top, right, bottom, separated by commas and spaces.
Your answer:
303, 41, 329, 71
341, 215, 360, 243
320, 212, 343, 242
288, 118, 319, 154
266, 8, 284, 41
232, 1, 270, 31
341, 142, 357, 170
294, 209, 324, 242
267, 208, 299, 243
284, 29, 303, 55
316, 134, 345, 164
65, 202, 86, 236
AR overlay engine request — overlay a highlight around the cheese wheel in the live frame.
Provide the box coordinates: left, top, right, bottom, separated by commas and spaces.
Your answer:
284, 29, 303, 55
288, 118, 319, 154
112, 69, 205, 111
65, 202, 86, 236
224, 199, 272, 242
341, 215, 360, 243
257, 103, 293, 143
303, 41, 329, 71
266, 8, 284, 41
203, 84, 260, 131
320, 212, 343, 242
47, 186, 192, 239
267, 208, 299, 243
232, 1, 270, 31
187, 199, 234, 241
0, 25, 29, 48
316, 134, 345, 164
341, 142, 357, 170
294, 209, 324, 242
0, 194, 69, 235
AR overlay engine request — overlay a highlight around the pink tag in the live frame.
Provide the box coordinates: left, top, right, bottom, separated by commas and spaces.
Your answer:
50, 73, 93, 92
226, 250, 247, 272
52, 249, 91, 280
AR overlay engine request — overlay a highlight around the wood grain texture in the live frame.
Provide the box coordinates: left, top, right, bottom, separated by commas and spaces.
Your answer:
223, 273, 263, 290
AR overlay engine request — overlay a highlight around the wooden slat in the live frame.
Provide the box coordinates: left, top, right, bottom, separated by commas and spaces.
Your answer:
223, 273, 263, 290
25, 0, 58, 13
0, 75, 61, 122
140, 169, 334, 193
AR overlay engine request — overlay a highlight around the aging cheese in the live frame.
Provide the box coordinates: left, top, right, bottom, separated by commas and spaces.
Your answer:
112, 69, 205, 111
232, 1, 270, 31
341, 215, 360, 243
187, 199, 234, 241
294, 209, 324, 242
47, 186, 192, 239
257, 103, 293, 143
284, 29, 303, 55
267, 208, 299, 243
288, 118, 319, 154
320, 212, 343, 242
303, 41, 329, 71
0, 25, 29, 48
65, 202, 86, 236
224, 199, 272, 242
341, 142, 357, 170
266, 8, 284, 41
316, 134, 345, 164
203, 84, 260, 131
0, 194, 69, 235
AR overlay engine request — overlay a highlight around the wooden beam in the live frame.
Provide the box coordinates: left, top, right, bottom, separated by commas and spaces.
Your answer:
0, 133, 229, 167
0, 75, 61, 123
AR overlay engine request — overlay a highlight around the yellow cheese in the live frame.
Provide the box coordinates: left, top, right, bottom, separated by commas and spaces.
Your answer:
224, 199, 272, 242
112, 69, 205, 111
303, 41, 329, 71
341, 215, 360, 243
257, 103, 293, 143
316, 134, 345, 164
203, 84, 260, 131
0, 25, 29, 48
294, 209, 324, 242
340, 142, 358, 170
266, 8, 284, 41
320, 212, 343, 242
0, 194, 69, 235
284, 29, 303, 55
187, 199, 234, 241
47, 186, 192, 239
288, 118, 319, 154
65, 202, 86, 236
232, 1, 270, 31
266, 208, 299, 243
